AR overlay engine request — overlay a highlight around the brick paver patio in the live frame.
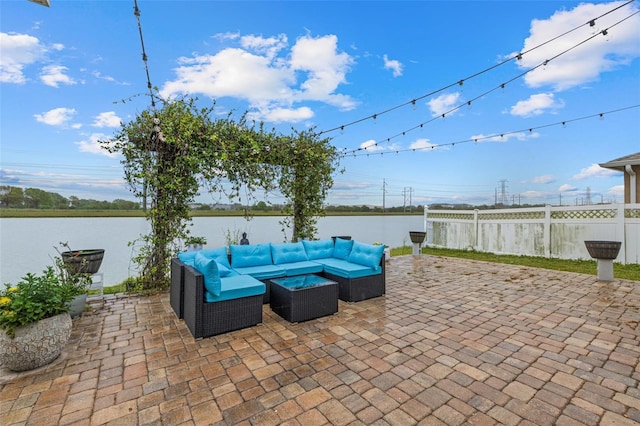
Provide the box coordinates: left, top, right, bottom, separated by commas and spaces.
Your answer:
1, 255, 639, 425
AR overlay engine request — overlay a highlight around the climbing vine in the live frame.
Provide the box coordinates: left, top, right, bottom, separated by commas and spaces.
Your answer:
102, 98, 340, 290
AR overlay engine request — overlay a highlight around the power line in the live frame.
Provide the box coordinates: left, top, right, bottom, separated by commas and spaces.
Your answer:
318, 0, 637, 137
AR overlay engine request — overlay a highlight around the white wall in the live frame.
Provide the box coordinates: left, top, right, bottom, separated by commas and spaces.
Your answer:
425, 204, 640, 264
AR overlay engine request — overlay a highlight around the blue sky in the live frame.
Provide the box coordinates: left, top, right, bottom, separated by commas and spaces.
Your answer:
1, 0, 639, 208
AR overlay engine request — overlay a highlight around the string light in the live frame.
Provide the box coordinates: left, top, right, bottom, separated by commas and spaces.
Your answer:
342, 105, 639, 159
317, 0, 636, 137
341, 9, 638, 156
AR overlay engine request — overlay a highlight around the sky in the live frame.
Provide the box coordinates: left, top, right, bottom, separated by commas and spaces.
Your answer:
1, 0, 639, 208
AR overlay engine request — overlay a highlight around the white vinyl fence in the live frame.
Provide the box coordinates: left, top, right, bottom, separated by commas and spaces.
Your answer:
424, 203, 640, 264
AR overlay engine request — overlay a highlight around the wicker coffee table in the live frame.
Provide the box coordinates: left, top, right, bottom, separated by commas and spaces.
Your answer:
269, 274, 338, 322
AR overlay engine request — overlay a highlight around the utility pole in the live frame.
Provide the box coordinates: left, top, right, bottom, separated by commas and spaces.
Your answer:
403, 187, 414, 212
382, 179, 387, 212
499, 179, 508, 206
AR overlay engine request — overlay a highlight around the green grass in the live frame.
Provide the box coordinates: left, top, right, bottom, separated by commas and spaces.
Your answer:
390, 245, 640, 281
103, 284, 126, 295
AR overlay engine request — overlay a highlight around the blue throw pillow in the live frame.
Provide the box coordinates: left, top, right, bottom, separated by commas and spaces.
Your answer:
348, 241, 385, 268
230, 243, 272, 268
271, 242, 308, 265
194, 252, 221, 297
302, 239, 334, 260
333, 238, 354, 260
199, 247, 231, 269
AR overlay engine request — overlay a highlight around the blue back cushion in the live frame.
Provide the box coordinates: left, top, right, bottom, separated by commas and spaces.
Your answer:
348, 241, 385, 268
177, 251, 197, 266
194, 252, 221, 296
333, 238, 353, 260
230, 243, 272, 268
199, 247, 231, 269
271, 242, 308, 265
302, 239, 335, 260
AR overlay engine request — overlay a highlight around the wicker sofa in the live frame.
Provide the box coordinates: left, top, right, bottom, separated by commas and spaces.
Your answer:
170, 238, 386, 338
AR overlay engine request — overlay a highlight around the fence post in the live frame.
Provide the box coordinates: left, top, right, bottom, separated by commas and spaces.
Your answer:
617, 203, 626, 264
474, 209, 479, 251
544, 204, 551, 258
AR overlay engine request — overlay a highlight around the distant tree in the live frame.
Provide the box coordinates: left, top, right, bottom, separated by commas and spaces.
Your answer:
253, 201, 269, 211
0, 186, 23, 208
24, 188, 54, 209
69, 196, 80, 208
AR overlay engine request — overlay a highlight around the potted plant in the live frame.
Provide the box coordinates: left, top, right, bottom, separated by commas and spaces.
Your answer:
184, 236, 207, 251
0, 266, 81, 371
60, 248, 105, 275
54, 243, 94, 318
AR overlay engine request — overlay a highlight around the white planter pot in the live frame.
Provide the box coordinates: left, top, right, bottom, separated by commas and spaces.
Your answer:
0, 313, 72, 372
69, 294, 87, 319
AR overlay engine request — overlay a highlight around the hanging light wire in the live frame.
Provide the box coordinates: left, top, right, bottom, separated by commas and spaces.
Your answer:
344, 104, 640, 158
133, 0, 155, 112
318, 0, 637, 137
343, 9, 639, 156
133, 0, 165, 146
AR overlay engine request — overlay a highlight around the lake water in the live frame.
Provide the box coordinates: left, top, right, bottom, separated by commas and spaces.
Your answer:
0, 215, 424, 286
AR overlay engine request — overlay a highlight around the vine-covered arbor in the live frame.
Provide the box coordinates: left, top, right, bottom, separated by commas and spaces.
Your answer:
102, 98, 341, 290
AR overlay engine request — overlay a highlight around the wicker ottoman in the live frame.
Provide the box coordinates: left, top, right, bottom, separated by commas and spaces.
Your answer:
269, 274, 338, 323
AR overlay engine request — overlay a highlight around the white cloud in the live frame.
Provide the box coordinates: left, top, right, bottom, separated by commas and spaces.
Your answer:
383, 54, 403, 77
410, 138, 438, 151
160, 33, 356, 123
76, 133, 119, 157
34, 107, 78, 127
514, 1, 640, 91
248, 106, 313, 124
573, 163, 621, 180
559, 184, 578, 192
92, 111, 122, 128
469, 131, 539, 143
290, 34, 355, 108
359, 139, 383, 152
213, 31, 240, 42
40, 64, 76, 87
240, 33, 287, 60
0, 32, 46, 84
428, 92, 461, 117
510, 93, 564, 117
532, 174, 555, 184
606, 184, 625, 200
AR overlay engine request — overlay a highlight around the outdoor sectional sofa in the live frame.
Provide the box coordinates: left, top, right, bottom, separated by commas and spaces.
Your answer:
170, 238, 386, 338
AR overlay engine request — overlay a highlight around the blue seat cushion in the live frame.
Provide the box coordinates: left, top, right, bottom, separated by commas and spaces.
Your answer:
333, 238, 353, 260
348, 241, 385, 268
230, 244, 273, 268
302, 239, 335, 260
315, 258, 381, 279
279, 260, 324, 277
194, 252, 221, 297
232, 264, 285, 280
271, 242, 308, 264
205, 275, 265, 303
